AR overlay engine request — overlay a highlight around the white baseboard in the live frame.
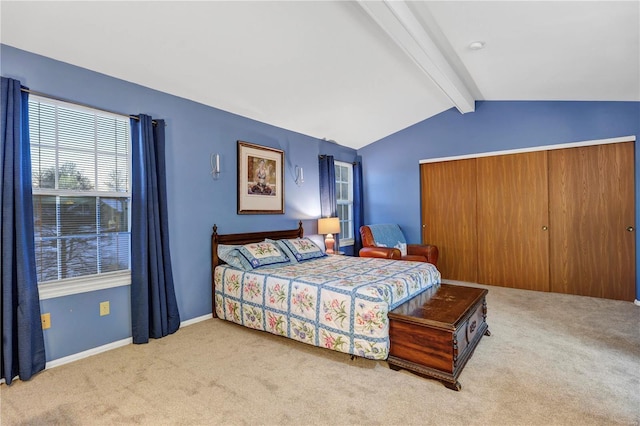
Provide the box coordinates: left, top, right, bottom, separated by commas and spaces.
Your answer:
43, 314, 213, 371
46, 337, 133, 370
180, 313, 213, 327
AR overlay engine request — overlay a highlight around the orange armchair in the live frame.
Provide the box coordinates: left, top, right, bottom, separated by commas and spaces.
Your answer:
359, 224, 438, 266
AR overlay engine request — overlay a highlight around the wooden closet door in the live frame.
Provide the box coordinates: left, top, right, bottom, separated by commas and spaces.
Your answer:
477, 152, 550, 291
549, 142, 635, 301
421, 159, 477, 282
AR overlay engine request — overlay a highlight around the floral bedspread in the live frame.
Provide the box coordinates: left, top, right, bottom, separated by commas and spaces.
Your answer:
214, 255, 440, 360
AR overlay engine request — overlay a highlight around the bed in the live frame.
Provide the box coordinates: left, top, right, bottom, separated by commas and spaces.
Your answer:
210, 222, 441, 360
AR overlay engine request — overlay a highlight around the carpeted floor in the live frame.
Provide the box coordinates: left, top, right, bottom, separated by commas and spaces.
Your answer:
2, 282, 639, 425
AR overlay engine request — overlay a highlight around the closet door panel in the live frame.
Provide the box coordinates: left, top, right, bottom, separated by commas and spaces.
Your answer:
476, 152, 550, 291
421, 160, 477, 282
549, 142, 635, 301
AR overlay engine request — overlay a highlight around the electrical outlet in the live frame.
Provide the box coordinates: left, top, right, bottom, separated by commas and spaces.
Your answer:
100, 301, 110, 316
41, 313, 51, 329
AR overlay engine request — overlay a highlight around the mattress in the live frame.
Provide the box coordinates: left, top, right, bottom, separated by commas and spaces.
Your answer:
214, 255, 441, 359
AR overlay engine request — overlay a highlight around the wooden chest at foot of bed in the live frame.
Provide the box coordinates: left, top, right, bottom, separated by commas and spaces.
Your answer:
387, 284, 490, 391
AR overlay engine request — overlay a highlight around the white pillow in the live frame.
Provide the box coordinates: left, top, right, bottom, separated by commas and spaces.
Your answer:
307, 234, 326, 252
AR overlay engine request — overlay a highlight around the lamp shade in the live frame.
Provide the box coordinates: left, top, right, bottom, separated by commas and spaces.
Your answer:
318, 217, 340, 235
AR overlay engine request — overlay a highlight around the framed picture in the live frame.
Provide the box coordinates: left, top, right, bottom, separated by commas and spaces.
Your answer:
237, 141, 285, 214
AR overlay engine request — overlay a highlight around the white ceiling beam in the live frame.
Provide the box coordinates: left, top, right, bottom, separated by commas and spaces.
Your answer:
357, 0, 475, 114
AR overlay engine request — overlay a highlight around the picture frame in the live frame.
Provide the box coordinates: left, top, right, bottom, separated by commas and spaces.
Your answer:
237, 141, 285, 214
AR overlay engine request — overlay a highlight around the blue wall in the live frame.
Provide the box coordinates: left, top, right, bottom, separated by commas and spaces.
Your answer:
357, 100, 640, 301
4, 43, 638, 362
1, 44, 357, 361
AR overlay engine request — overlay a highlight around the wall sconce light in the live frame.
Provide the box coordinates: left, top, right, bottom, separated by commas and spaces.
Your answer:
295, 165, 304, 186
210, 153, 221, 180
318, 217, 340, 254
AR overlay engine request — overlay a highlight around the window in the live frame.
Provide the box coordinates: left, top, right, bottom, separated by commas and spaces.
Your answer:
29, 96, 131, 299
335, 161, 354, 246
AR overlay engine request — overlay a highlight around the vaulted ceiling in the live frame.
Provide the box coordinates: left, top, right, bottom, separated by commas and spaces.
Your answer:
1, 1, 638, 149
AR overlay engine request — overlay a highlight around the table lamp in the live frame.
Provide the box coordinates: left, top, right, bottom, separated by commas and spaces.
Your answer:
318, 217, 340, 254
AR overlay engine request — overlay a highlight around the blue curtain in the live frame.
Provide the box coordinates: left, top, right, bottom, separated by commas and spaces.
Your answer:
1, 77, 46, 385
318, 155, 339, 248
130, 115, 180, 344
319, 155, 336, 216
353, 161, 364, 255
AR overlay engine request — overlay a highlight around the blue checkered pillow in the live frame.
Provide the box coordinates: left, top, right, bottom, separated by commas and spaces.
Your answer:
217, 244, 254, 271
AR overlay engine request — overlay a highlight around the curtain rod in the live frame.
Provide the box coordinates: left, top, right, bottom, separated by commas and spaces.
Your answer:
20, 87, 156, 125
318, 155, 358, 165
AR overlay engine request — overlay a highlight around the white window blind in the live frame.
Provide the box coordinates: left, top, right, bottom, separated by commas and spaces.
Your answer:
335, 161, 354, 244
29, 96, 131, 287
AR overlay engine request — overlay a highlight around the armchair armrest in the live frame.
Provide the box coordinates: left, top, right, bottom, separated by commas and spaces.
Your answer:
407, 244, 439, 266
359, 247, 402, 259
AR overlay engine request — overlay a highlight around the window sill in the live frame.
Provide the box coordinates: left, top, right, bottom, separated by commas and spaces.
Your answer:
339, 238, 354, 247
38, 271, 131, 300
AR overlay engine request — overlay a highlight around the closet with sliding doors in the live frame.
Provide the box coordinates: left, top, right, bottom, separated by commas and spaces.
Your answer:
420, 140, 636, 301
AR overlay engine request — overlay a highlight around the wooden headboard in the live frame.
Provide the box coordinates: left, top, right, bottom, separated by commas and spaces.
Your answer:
210, 221, 304, 317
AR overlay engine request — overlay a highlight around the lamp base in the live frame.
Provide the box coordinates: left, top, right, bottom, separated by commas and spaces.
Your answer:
325, 234, 335, 254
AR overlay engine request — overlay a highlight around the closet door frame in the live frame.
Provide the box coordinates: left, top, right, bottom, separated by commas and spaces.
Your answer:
419, 135, 637, 301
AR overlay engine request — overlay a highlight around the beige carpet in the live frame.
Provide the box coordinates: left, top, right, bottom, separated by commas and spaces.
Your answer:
2, 283, 639, 425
